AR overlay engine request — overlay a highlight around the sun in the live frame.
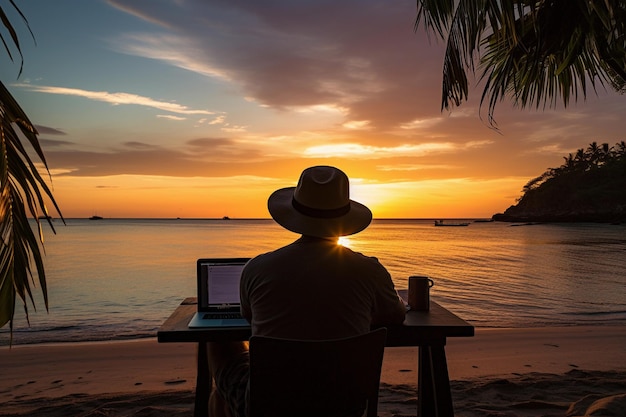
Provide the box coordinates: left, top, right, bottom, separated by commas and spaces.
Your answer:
337, 236, 352, 247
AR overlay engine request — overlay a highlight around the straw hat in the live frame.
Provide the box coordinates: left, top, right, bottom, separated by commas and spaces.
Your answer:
268, 166, 372, 237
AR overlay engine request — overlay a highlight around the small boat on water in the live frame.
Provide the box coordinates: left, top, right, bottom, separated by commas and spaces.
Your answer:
434, 220, 470, 227
89, 215, 104, 220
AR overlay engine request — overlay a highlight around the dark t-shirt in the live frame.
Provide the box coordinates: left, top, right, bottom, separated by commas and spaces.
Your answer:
240, 235, 404, 340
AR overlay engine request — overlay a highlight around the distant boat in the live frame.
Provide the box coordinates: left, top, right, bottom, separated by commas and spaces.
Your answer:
434, 220, 470, 227
222, 216, 231, 220
89, 215, 104, 220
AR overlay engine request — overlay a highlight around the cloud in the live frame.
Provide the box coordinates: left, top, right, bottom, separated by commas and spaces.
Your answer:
123, 141, 159, 149
303, 140, 491, 159
208, 115, 226, 125
45, 147, 231, 177
43, 136, 269, 178
105, 0, 443, 130
377, 164, 456, 171
39, 138, 75, 147
399, 117, 445, 130
35, 125, 67, 135
157, 114, 187, 121
221, 124, 248, 133
14, 83, 215, 115
342, 120, 372, 130
110, 32, 230, 80
104, 0, 626, 146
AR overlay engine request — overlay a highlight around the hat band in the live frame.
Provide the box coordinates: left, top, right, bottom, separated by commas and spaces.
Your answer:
292, 197, 350, 218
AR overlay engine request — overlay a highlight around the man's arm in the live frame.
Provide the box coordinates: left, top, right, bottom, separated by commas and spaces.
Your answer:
372, 292, 407, 326
365, 257, 407, 326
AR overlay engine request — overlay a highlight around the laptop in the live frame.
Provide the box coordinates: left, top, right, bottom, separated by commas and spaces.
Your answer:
188, 258, 251, 328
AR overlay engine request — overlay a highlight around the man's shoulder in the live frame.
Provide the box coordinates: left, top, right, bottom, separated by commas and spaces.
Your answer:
243, 244, 294, 270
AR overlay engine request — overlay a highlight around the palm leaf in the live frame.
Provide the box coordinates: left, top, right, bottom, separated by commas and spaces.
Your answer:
0, 0, 34, 76
416, 0, 626, 124
0, 2, 63, 340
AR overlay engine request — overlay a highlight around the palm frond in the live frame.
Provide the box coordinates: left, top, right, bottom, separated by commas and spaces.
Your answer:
0, 0, 35, 77
416, 0, 626, 124
0, 3, 63, 339
0, 78, 63, 332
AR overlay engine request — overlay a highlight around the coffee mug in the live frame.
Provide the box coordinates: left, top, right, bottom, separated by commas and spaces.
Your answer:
408, 275, 434, 311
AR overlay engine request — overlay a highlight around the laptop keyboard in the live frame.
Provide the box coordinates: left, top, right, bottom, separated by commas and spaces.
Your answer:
202, 313, 244, 320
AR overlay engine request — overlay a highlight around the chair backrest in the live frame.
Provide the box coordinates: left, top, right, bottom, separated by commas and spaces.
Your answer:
248, 327, 387, 417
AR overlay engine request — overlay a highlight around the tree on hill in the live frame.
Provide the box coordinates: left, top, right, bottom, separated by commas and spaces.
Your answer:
494, 142, 626, 222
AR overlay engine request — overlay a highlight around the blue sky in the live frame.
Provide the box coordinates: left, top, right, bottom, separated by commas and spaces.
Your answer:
2, 0, 625, 218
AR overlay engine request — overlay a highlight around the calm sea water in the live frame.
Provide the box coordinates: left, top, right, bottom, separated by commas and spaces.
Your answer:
2, 219, 625, 345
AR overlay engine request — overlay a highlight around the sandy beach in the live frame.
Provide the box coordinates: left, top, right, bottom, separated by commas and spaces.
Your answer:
2, 326, 626, 416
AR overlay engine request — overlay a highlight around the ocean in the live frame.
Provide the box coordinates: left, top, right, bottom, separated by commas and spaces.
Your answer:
2, 218, 625, 346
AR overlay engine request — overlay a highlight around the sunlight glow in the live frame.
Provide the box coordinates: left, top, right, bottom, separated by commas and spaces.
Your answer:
305, 143, 375, 157
43, 171, 529, 219
337, 236, 352, 247
303, 142, 459, 158
350, 177, 528, 219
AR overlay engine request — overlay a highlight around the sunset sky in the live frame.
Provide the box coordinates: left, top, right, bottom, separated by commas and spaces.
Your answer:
3, 0, 625, 219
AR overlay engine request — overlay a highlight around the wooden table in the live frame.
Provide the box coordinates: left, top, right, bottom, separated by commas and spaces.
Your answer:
158, 294, 473, 417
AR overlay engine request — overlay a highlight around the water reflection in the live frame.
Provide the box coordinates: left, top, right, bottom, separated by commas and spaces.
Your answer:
15, 218, 626, 344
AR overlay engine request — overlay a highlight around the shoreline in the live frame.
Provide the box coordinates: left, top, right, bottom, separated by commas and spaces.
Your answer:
2, 325, 626, 416
2, 322, 625, 348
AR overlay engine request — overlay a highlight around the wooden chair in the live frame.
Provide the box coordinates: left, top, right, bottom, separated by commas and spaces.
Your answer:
248, 327, 387, 417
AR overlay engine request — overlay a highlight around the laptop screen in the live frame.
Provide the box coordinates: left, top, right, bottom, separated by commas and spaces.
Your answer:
197, 258, 249, 311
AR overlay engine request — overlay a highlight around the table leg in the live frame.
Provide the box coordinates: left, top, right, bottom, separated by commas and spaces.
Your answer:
195, 342, 212, 417
430, 345, 453, 416
417, 343, 454, 417
418, 345, 435, 417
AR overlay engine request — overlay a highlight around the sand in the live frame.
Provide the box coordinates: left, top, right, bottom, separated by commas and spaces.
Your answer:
2, 326, 626, 416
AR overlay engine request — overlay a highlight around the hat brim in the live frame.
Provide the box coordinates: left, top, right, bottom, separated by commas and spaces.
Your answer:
268, 187, 372, 237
